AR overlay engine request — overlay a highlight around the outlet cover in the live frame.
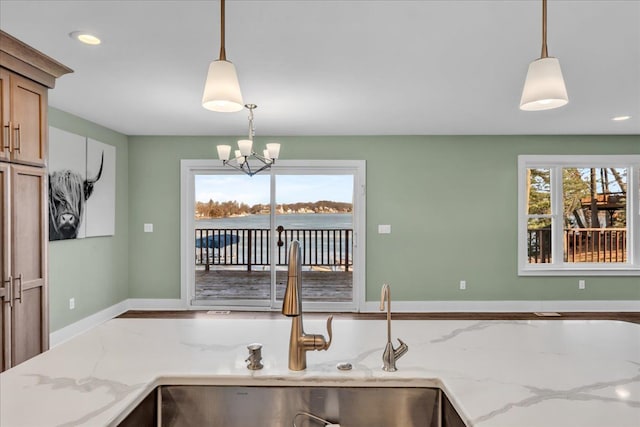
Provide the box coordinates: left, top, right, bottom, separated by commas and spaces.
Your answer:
69, 298, 75, 310
144, 223, 153, 233
459, 280, 466, 290
578, 280, 586, 289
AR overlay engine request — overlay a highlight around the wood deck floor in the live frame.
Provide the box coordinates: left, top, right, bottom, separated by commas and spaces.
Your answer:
196, 269, 352, 301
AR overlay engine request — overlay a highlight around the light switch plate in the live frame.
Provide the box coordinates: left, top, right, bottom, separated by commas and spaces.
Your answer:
378, 224, 391, 234
144, 223, 153, 233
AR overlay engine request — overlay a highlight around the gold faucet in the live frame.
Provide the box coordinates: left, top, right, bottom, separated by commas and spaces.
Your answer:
282, 240, 333, 370
380, 283, 408, 371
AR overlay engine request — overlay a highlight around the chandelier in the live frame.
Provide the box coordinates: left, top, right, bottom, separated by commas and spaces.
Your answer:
216, 104, 281, 177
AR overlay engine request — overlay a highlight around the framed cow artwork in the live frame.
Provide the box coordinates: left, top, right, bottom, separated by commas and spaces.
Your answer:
48, 127, 88, 240
48, 127, 116, 241
85, 138, 116, 237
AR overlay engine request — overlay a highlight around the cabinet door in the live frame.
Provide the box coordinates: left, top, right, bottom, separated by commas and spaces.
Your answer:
9, 73, 47, 166
10, 165, 47, 366
0, 163, 10, 371
0, 69, 9, 161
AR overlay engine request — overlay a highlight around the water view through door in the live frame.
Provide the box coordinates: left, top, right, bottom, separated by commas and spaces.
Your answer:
193, 172, 354, 308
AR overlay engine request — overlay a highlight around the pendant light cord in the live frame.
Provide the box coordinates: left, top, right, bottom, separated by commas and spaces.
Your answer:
541, 0, 548, 58
219, 0, 227, 60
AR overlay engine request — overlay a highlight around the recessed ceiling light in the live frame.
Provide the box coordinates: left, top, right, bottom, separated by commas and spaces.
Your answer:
611, 115, 631, 121
69, 31, 101, 45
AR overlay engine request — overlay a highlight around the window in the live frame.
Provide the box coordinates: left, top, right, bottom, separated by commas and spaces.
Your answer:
518, 155, 640, 276
181, 159, 366, 311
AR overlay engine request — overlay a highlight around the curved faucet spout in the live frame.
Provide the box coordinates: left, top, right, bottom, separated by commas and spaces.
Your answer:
380, 283, 391, 343
379, 283, 408, 372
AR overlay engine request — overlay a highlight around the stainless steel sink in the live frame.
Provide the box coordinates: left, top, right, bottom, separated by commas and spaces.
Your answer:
119, 385, 466, 427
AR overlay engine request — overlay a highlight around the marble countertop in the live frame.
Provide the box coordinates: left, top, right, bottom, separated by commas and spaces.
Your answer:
1, 317, 638, 427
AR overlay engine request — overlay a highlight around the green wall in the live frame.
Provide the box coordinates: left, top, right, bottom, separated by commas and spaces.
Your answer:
128, 134, 640, 302
48, 108, 129, 331
45, 106, 639, 333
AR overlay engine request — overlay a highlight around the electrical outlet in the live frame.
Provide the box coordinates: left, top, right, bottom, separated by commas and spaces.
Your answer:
69, 298, 75, 310
459, 280, 466, 290
578, 280, 585, 290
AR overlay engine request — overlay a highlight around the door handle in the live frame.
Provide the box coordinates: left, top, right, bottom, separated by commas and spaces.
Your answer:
276, 225, 284, 247
3, 121, 10, 152
14, 274, 23, 303
13, 123, 21, 153
3, 276, 12, 308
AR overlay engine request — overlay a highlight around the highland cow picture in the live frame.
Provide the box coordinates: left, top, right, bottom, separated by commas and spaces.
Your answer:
48, 127, 87, 240
85, 138, 116, 237
48, 127, 116, 241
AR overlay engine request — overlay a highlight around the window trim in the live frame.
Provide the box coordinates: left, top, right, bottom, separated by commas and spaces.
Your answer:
518, 155, 640, 276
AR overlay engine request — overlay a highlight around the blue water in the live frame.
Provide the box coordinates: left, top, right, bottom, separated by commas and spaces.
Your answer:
195, 213, 352, 230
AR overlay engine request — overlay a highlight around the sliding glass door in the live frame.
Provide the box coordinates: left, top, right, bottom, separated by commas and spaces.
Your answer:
183, 160, 365, 311
193, 173, 272, 307
272, 174, 354, 308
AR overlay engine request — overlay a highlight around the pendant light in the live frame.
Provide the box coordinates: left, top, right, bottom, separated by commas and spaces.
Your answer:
202, 0, 244, 112
520, 0, 568, 111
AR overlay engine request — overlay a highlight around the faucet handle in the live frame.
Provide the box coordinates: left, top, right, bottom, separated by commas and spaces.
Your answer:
394, 338, 409, 360
308, 315, 333, 351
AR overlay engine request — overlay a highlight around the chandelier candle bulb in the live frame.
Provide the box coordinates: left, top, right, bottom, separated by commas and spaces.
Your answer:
266, 143, 281, 160
235, 150, 246, 165
217, 145, 231, 161
238, 139, 253, 156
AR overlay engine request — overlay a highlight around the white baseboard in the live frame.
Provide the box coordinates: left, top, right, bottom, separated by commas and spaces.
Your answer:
50, 298, 638, 347
49, 300, 129, 347
49, 299, 184, 347
127, 298, 185, 310
361, 300, 640, 313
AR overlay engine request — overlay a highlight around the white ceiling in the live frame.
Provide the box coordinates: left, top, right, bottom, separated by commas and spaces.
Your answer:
1, 0, 639, 136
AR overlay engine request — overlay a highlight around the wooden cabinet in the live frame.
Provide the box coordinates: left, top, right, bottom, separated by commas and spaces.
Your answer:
0, 30, 71, 372
0, 164, 48, 370
0, 69, 8, 163
0, 69, 48, 166
0, 163, 9, 370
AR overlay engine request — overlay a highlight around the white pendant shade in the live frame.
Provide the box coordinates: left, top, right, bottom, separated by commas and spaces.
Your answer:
202, 60, 244, 112
520, 57, 568, 111
235, 150, 246, 165
216, 144, 231, 161
266, 143, 280, 159
238, 139, 253, 156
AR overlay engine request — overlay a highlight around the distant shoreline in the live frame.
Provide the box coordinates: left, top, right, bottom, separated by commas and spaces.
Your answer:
196, 212, 352, 220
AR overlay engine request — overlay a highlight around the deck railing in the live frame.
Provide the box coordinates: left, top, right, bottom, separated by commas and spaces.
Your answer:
527, 228, 627, 263
195, 227, 352, 271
